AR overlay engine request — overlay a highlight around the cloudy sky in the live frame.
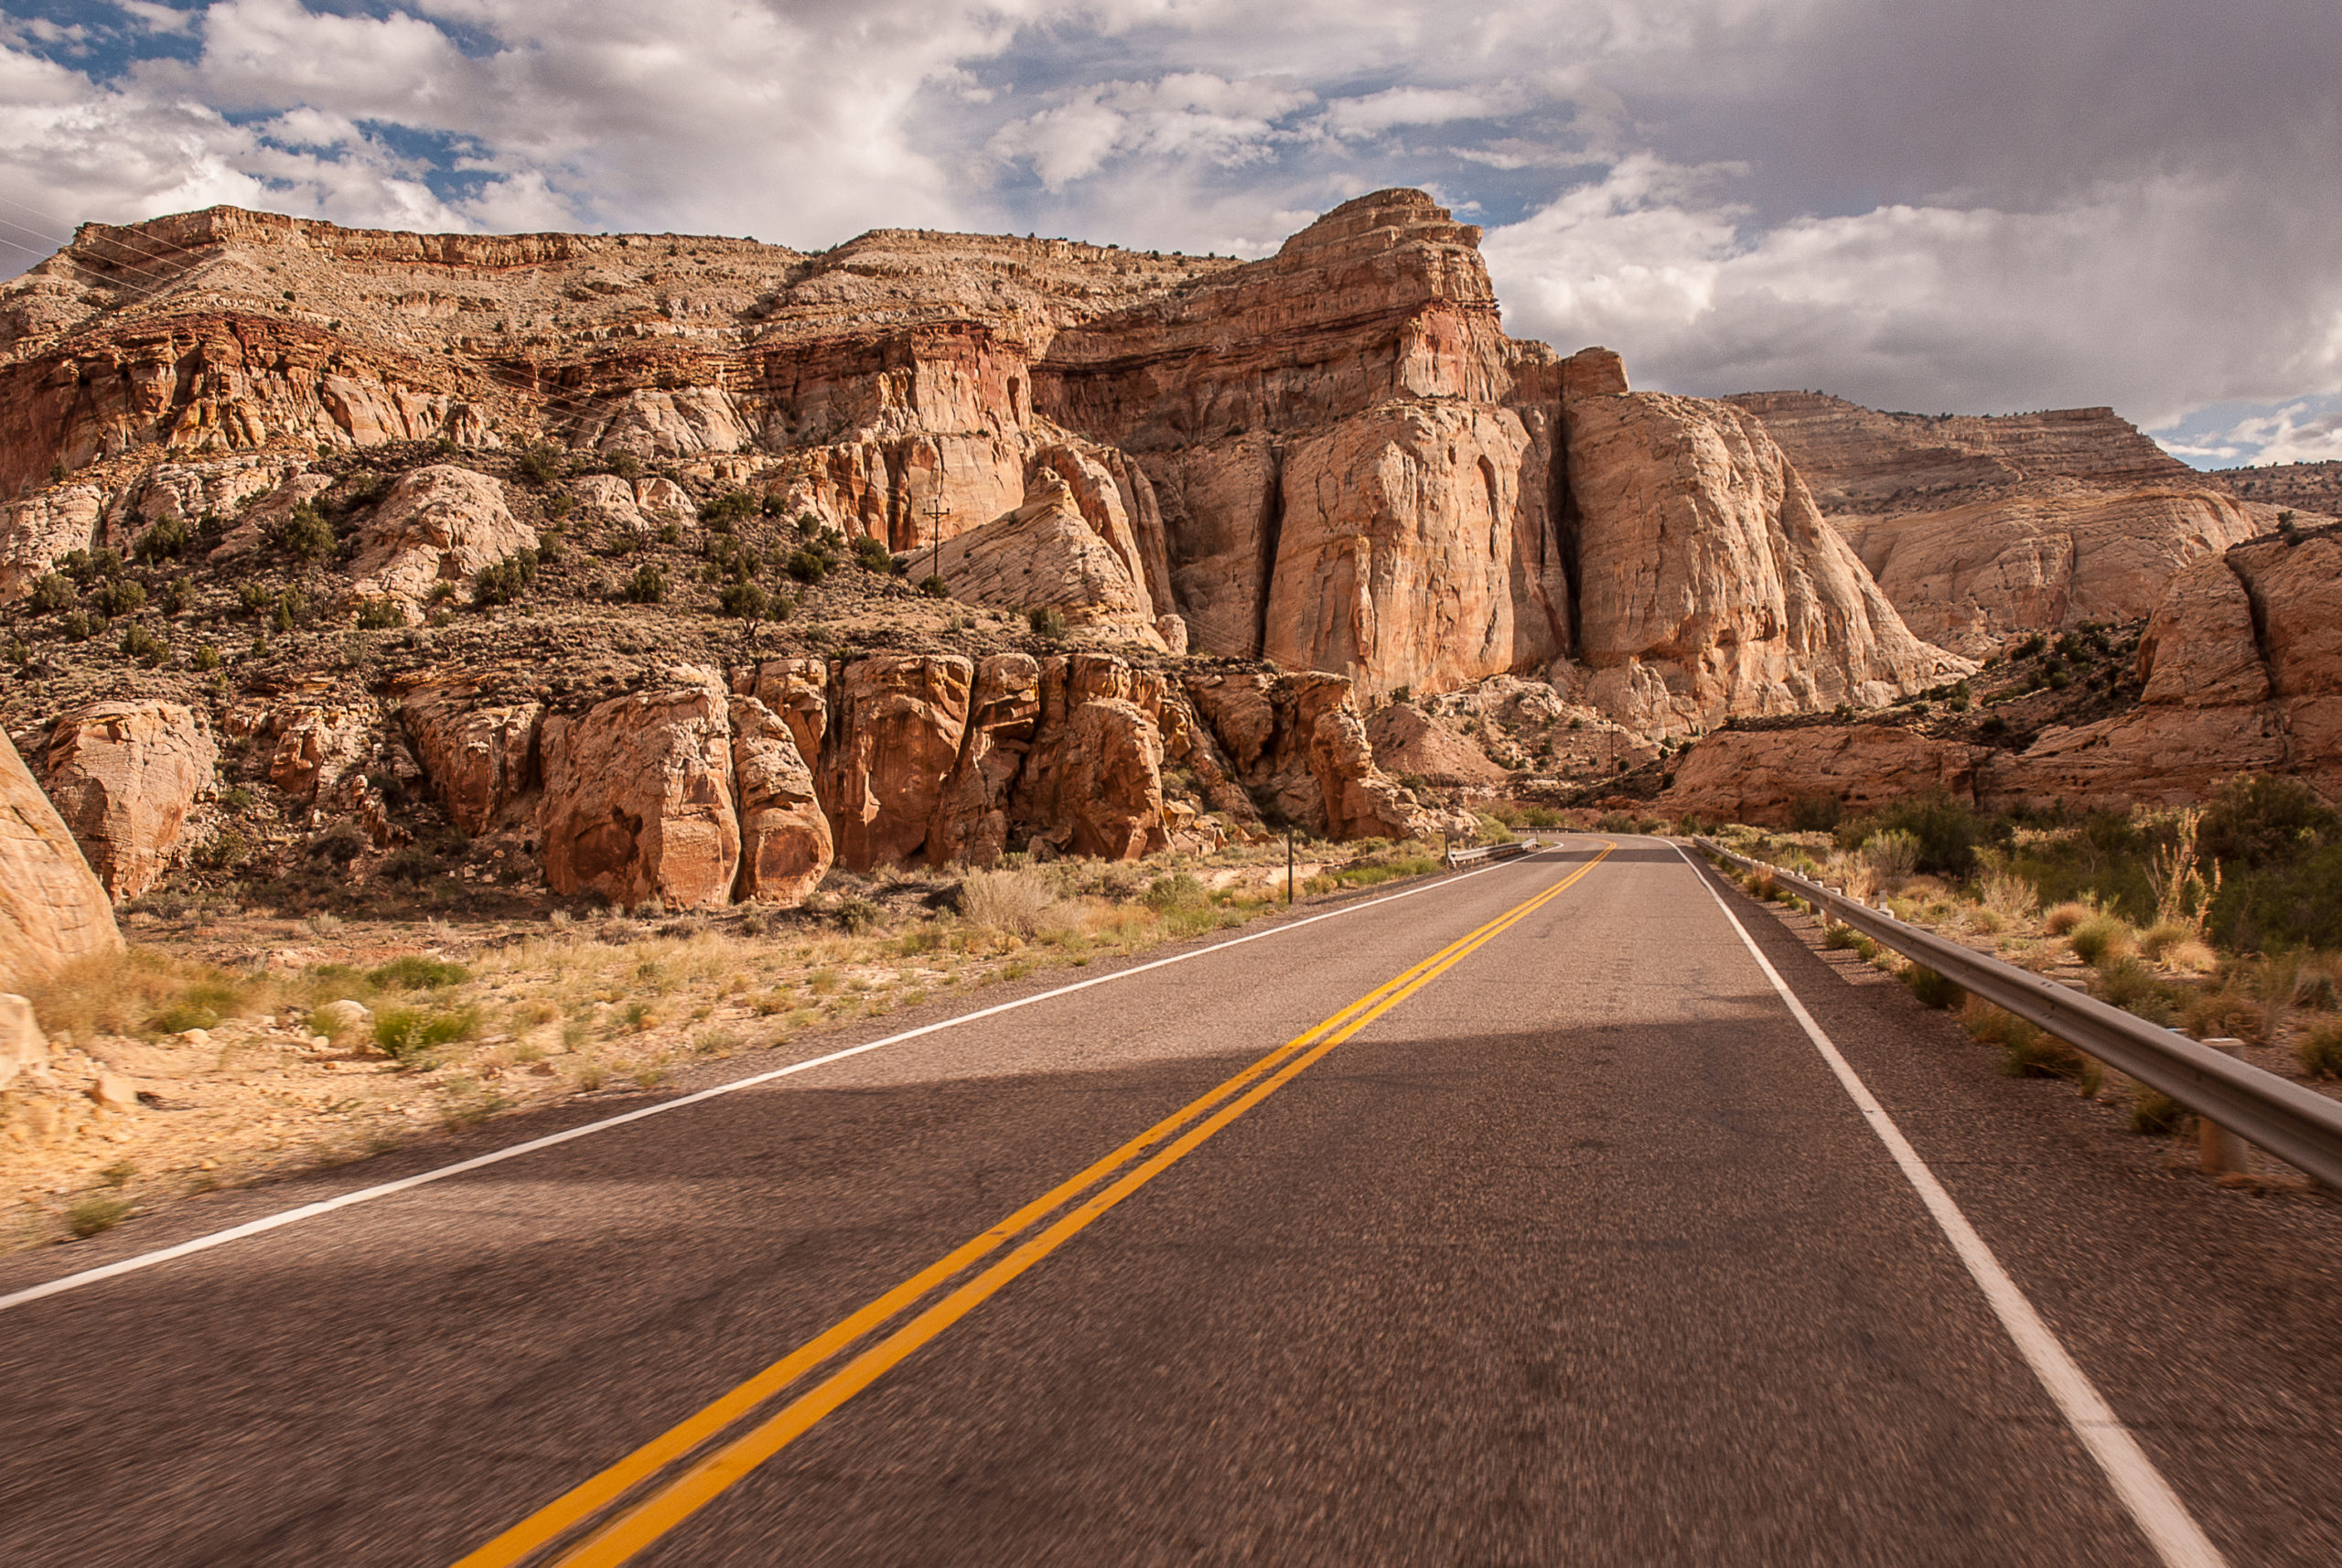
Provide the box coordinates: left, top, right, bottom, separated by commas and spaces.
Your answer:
3, 0, 2337, 467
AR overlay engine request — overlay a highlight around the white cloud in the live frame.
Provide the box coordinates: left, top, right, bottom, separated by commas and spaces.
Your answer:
988, 73, 1316, 191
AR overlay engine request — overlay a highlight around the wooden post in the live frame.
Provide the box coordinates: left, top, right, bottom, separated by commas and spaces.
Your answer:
2199, 1037, 2249, 1175
1286, 830, 1295, 905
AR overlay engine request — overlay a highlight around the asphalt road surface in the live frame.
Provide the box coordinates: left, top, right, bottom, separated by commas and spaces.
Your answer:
5, 837, 2340, 1566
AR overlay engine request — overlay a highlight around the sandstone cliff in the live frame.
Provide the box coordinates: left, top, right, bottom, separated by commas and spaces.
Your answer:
0, 731, 121, 989
1557, 349, 1967, 731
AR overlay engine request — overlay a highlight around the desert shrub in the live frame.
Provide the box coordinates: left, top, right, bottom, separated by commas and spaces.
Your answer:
1823, 922, 1861, 950
2067, 914, 2135, 967
90, 576, 146, 619
67, 1195, 132, 1239
1144, 873, 1210, 913
515, 444, 565, 486
621, 564, 666, 604
472, 554, 536, 607
2298, 1018, 2342, 1079
27, 572, 73, 613
700, 489, 758, 528
2092, 957, 2170, 1020
784, 548, 828, 584
373, 1005, 478, 1063
1980, 870, 2039, 922
2197, 773, 2337, 866
919, 575, 949, 598
133, 514, 190, 564
718, 580, 769, 619
1870, 794, 1982, 875
852, 534, 896, 573
117, 621, 167, 666
1862, 830, 1920, 879
270, 586, 308, 632
2205, 839, 2342, 952
60, 610, 94, 641
1027, 605, 1068, 639
159, 575, 194, 614
958, 867, 1061, 937
355, 598, 406, 629
2042, 901, 2094, 936
2130, 1088, 2186, 1136
607, 451, 641, 479
368, 955, 471, 990
833, 896, 883, 933
1902, 965, 1962, 1009
1962, 997, 2082, 1079
273, 501, 337, 562
1788, 795, 1842, 832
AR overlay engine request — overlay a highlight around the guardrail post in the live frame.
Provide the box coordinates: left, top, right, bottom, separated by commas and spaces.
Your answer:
2199, 1038, 2250, 1175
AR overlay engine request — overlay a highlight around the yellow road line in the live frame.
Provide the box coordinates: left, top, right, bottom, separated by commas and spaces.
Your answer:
456, 843, 1613, 1568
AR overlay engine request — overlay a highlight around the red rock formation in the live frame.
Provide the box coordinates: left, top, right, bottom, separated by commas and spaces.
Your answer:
0, 730, 121, 990
819, 655, 973, 871
43, 701, 218, 900
1558, 349, 1965, 731
728, 696, 833, 904
538, 671, 741, 910
398, 682, 543, 836
346, 465, 535, 609
1660, 725, 1982, 824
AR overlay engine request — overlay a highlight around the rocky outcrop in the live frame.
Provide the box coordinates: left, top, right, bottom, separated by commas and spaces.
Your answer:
1984, 534, 2342, 808
0, 730, 121, 990
538, 671, 741, 910
1558, 349, 1967, 733
931, 471, 1164, 646
345, 464, 535, 609
0, 485, 102, 600
43, 701, 218, 900
727, 696, 833, 904
1832, 489, 2269, 656
398, 682, 543, 835
1183, 670, 1425, 840
1367, 705, 1509, 786
1660, 725, 1982, 824
928, 654, 1041, 866
819, 655, 973, 871
574, 473, 697, 536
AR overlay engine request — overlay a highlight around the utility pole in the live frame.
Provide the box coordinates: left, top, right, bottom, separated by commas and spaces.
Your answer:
922, 495, 951, 582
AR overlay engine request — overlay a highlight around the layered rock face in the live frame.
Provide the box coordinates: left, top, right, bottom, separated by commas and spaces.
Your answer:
0, 731, 121, 989
1557, 349, 1966, 731
1728, 390, 2315, 657
1832, 489, 2266, 657
1660, 725, 1982, 826
1987, 533, 2342, 808
42, 701, 218, 899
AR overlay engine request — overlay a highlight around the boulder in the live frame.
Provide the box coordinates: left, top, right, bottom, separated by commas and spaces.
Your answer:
43, 701, 219, 899
821, 655, 972, 870
269, 705, 374, 804
345, 465, 535, 605
738, 657, 829, 774
0, 730, 121, 990
0, 993, 48, 1092
1012, 656, 1170, 860
539, 670, 741, 910
1559, 348, 1969, 732
728, 696, 833, 905
1660, 726, 1983, 824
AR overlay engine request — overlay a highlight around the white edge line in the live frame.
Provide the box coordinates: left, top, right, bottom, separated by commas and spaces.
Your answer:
1673, 845, 2227, 1568
0, 843, 1572, 1316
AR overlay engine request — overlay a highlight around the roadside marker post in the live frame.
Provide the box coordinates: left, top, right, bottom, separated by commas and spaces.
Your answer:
2199, 1038, 2250, 1174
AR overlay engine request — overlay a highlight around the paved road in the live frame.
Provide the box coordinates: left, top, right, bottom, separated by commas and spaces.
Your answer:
4, 838, 2340, 1566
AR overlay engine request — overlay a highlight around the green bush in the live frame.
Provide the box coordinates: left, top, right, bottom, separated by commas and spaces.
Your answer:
2198, 773, 2337, 867
118, 621, 168, 666
67, 1195, 132, 1239
1143, 873, 1210, 913
2298, 1018, 2342, 1080
159, 575, 194, 614
717, 580, 769, 619
784, 548, 827, 584
621, 564, 666, 604
515, 445, 565, 486
700, 489, 758, 528
60, 610, 94, 641
2130, 1088, 2186, 1136
90, 576, 146, 619
27, 573, 73, 613
373, 1005, 478, 1063
919, 574, 949, 598
1902, 966, 1962, 1009
1789, 794, 1842, 832
1848, 794, 1981, 875
368, 955, 471, 990
133, 514, 191, 564
472, 554, 536, 607
1027, 605, 1068, 639
273, 501, 337, 562
852, 535, 897, 573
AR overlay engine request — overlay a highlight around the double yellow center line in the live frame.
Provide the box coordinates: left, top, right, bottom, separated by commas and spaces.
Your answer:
456, 841, 1615, 1568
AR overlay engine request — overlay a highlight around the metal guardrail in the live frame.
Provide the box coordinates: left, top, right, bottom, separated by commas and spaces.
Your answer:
1697, 838, 2342, 1191
1445, 838, 1536, 869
